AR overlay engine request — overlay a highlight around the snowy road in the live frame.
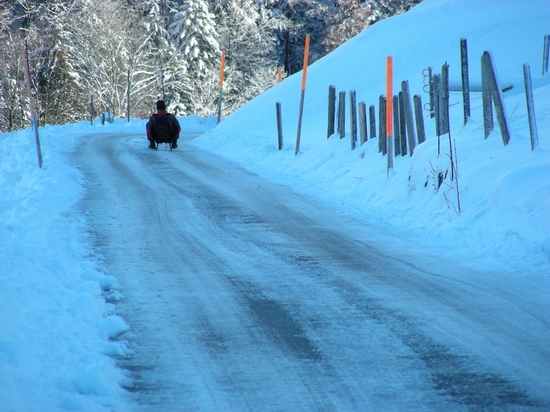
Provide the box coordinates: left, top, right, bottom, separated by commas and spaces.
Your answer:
71, 132, 549, 411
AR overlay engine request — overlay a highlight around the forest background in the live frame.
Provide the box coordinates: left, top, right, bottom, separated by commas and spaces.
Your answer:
0, 0, 420, 132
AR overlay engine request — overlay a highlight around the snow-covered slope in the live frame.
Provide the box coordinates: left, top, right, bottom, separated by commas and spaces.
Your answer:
193, 0, 550, 274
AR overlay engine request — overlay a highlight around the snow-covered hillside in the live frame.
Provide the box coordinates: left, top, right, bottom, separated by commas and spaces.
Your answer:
193, 0, 550, 274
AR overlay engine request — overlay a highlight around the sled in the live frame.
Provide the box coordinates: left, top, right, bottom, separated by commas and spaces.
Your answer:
155, 141, 173, 151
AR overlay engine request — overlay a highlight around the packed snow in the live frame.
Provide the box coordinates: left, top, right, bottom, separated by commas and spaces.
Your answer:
0, 0, 548, 410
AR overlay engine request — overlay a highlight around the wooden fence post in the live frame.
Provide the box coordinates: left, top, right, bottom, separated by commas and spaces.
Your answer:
350, 90, 357, 150
358, 102, 367, 145
327, 85, 336, 138
460, 38, 471, 125
441, 63, 450, 135
339, 91, 346, 139
276, 102, 284, 150
427, 66, 435, 118
481, 65, 493, 139
481, 51, 510, 145
523, 64, 539, 150
414, 95, 426, 144
401, 80, 416, 156
399, 91, 407, 156
433, 73, 442, 153
369, 105, 376, 139
543, 34, 550, 76
378, 95, 386, 154
392, 95, 401, 156
90, 95, 94, 125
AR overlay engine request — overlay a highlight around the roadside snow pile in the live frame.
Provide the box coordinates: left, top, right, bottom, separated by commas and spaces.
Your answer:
0, 123, 128, 410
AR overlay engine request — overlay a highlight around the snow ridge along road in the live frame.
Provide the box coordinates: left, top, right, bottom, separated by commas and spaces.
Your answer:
71, 132, 549, 411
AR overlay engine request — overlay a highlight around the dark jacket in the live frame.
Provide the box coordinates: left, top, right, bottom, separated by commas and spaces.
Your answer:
146, 110, 181, 142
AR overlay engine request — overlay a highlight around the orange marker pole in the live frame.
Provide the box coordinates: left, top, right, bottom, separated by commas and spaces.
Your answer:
295, 35, 310, 155
386, 56, 394, 172
277, 68, 282, 83
217, 51, 226, 124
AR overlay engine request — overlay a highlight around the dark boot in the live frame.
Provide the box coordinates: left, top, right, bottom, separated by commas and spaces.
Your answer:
171, 140, 177, 149
149, 142, 156, 149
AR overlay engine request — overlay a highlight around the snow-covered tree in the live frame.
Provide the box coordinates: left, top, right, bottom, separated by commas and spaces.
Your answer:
210, 0, 280, 114
0, 30, 27, 132
171, 0, 219, 76
125, 0, 191, 115
268, 0, 330, 75
170, 0, 219, 114
323, 0, 373, 53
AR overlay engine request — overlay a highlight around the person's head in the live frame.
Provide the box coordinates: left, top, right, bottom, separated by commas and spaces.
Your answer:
156, 100, 166, 111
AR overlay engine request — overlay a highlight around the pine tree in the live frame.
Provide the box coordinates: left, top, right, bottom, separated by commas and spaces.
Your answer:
170, 0, 219, 114
172, 0, 219, 76
132, 0, 190, 116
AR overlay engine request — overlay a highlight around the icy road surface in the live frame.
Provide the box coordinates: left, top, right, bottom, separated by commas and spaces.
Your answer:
72, 132, 549, 411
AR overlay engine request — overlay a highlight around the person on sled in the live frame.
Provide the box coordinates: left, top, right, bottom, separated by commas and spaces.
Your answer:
146, 100, 181, 149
